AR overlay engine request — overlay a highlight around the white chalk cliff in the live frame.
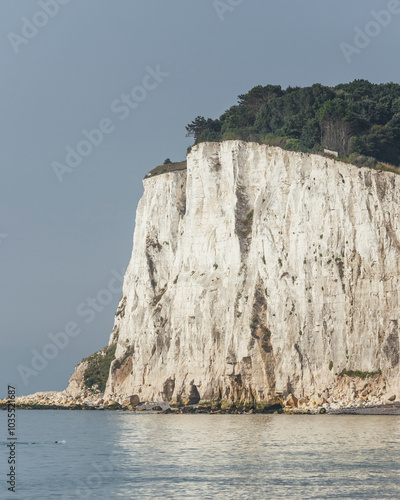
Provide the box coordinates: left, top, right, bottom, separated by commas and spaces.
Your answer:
68, 141, 400, 405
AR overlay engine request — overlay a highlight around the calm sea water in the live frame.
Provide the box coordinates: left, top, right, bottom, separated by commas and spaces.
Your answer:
0, 411, 399, 499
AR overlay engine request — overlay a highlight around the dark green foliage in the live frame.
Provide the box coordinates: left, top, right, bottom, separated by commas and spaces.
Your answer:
339, 368, 382, 379
186, 116, 221, 142
83, 344, 117, 393
187, 79, 400, 167
163, 158, 172, 164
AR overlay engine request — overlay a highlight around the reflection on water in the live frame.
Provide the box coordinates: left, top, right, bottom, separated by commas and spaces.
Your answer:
0, 412, 399, 499
112, 414, 400, 499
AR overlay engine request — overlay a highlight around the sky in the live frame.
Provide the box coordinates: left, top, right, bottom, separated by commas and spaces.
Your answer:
1, 0, 400, 397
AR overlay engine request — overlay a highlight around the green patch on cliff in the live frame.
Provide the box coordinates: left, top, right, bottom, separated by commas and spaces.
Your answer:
83, 344, 117, 393
145, 160, 187, 178
339, 368, 381, 379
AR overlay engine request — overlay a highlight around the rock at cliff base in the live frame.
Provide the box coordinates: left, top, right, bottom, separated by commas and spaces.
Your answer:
183, 384, 200, 406
285, 394, 298, 408
128, 395, 140, 406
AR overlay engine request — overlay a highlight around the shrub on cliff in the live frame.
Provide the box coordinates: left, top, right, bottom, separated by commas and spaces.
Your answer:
82, 344, 117, 393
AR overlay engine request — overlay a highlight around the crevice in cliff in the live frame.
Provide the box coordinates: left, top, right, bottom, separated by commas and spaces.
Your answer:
146, 235, 162, 290
162, 377, 175, 401
152, 286, 167, 306
234, 175, 254, 256
249, 277, 276, 397
383, 320, 400, 368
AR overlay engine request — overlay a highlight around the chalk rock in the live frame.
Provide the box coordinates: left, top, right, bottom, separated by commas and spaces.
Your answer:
65, 141, 400, 405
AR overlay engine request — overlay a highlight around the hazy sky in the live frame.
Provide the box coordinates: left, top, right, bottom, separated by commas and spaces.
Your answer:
1, 0, 400, 396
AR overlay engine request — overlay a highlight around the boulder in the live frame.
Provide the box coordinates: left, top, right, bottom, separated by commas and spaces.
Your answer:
128, 395, 140, 406
182, 383, 200, 406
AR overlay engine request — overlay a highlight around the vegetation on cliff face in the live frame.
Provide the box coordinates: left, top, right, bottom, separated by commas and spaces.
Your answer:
186, 79, 400, 170
339, 369, 382, 380
82, 344, 117, 393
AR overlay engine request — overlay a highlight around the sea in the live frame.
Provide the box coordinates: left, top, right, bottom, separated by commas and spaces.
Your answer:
0, 411, 399, 499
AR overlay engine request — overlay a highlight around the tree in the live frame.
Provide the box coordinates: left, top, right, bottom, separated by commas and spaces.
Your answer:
185, 80, 400, 166
185, 116, 208, 141
163, 158, 172, 164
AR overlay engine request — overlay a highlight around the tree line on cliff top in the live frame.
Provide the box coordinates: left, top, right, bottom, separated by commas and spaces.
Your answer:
186, 80, 400, 169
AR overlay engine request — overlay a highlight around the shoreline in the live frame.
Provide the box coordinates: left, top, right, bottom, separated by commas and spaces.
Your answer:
2, 400, 400, 415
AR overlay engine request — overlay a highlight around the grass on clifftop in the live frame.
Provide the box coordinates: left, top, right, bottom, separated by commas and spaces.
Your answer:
145, 160, 187, 178
82, 344, 117, 393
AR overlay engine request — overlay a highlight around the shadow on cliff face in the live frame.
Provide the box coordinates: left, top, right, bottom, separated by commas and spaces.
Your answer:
175, 381, 201, 406
162, 378, 175, 400
234, 182, 254, 255
249, 278, 276, 398
383, 321, 400, 368
221, 277, 278, 403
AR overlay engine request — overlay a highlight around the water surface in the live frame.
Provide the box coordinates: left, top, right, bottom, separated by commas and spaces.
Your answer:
0, 411, 399, 499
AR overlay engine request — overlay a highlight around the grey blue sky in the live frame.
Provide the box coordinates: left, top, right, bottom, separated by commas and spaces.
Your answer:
1, 0, 400, 396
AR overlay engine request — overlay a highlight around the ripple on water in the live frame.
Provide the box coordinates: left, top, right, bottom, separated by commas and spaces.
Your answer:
0, 412, 399, 499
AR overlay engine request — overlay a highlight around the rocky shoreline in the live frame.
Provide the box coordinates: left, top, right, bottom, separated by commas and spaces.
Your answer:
1, 384, 399, 415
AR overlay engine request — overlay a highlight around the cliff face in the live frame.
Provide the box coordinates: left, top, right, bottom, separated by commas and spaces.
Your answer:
68, 141, 400, 404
